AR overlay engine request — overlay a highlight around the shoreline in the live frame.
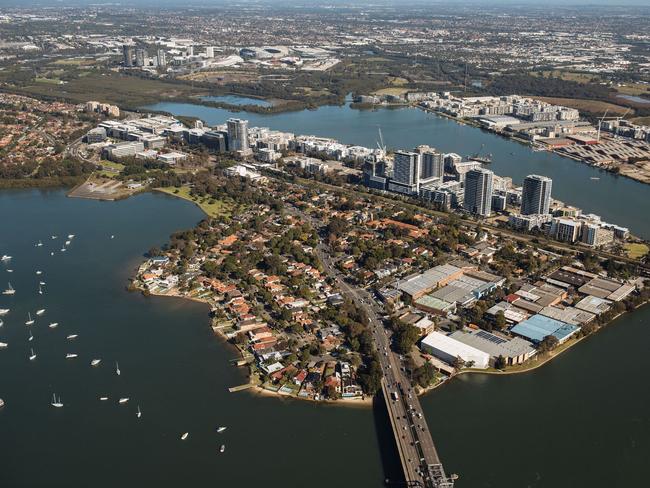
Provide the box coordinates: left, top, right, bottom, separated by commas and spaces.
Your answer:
417, 105, 650, 187
417, 298, 650, 397
133, 283, 373, 408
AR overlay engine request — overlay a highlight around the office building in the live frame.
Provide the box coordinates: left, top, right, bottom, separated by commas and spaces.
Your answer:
550, 218, 581, 243
157, 49, 166, 67
464, 168, 494, 217
206, 46, 215, 58
521, 174, 552, 215
122, 45, 134, 67
416, 145, 444, 182
390, 150, 420, 194
581, 223, 614, 247
227, 118, 250, 152
135, 48, 146, 67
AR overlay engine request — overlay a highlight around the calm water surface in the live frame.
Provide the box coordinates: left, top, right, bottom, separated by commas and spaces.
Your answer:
143, 101, 650, 239
0, 189, 385, 488
2, 187, 649, 487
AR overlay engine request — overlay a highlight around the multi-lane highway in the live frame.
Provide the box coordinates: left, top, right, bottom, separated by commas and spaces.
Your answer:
313, 236, 455, 487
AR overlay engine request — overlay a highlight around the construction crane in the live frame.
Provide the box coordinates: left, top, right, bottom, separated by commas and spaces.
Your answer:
376, 126, 387, 155
597, 108, 631, 141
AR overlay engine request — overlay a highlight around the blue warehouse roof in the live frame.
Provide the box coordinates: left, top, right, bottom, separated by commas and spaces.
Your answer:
510, 314, 578, 344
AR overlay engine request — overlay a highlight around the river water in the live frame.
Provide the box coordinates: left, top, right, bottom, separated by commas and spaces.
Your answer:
2, 103, 650, 487
143, 101, 650, 240
0, 189, 387, 488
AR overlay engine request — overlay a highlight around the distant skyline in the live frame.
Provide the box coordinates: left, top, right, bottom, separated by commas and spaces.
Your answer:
1, 0, 650, 7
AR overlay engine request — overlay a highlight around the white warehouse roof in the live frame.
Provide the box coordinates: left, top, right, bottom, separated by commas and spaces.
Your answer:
421, 331, 490, 369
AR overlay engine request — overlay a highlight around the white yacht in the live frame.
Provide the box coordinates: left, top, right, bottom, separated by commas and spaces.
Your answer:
65, 241, 71, 246
60, 248, 66, 252
1, 255, 11, 262
2, 283, 15, 295
68, 234, 75, 239
217, 427, 227, 433
115, 362, 121, 376
137, 406, 142, 418
38, 284, 43, 295
65, 353, 78, 359
6, 269, 12, 273
49, 322, 58, 329
99, 396, 108, 401
39, 281, 46, 286
36, 309, 45, 316
0, 398, 4, 408
51, 236, 57, 240
181, 433, 189, 440
36, 270, 42, 275
29, 348, 37, 361
118, 398, 129, 404
91, 359, 101, 367
36, 241, 43, 247
66, 334, 78, 340
0, 319, 3, 327
28, 331, 33, 342
0, 309, 9, 316
51, 394, 63, 408
0, 342, 7, 349
25, 313, 35, 326
219, 445, 225, 453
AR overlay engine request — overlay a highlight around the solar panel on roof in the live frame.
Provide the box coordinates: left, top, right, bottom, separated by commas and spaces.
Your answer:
476, 330, 507, 344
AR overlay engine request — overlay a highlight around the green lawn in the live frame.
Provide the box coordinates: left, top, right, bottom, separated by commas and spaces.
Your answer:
155, 186, 233, 218
624, 242, 649, 260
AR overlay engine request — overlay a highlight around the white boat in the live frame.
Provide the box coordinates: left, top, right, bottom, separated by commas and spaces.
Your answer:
137, 406, 142, 418
0, 319, 3, 327
0, 309, 9, 315
0, 398, 4, 408
65, 353, 78, 359
99, 396, 108, 401
219, 444, 225, 453
51, 394, 63, 408
217, 427, 227, 433
67, 234, 75, 239
0, 342, 7, 349
36, 241, 43, 247
61, 248, 66, 252
3, 283, 15, 295
39, 281, 46, 286
66, 334, 78, 340
28, 331, 33, 342
50, 252, 54, 256
181, 432, 189, 440
118, 398, 129, 404
91, 359, 101, 366
115, 362, 121, 376
110, 235, 115, 239
25, 313, 34, 326
51, 236, 58, 240
36, 309, 45, 316
65, 241, 71, 246
36, 270, 42, 275
590, 177, 600, 180
6, 269, 12, 273
38, 284, 43, 295
49, 322, 58, 329
1, 255, 11, 262
29, 348, 37, 361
